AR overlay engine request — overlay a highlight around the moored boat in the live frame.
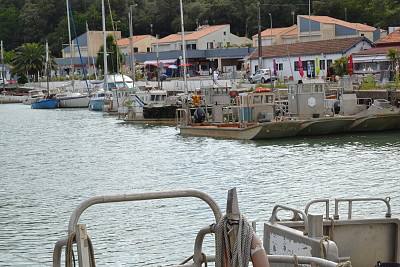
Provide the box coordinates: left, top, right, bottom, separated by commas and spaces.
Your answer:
51, 188, 400, 267
349, 99, 400, 132
56, 91, 89, 108
31, 98, 58, 109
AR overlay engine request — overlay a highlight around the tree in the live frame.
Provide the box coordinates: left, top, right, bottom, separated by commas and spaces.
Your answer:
95, 35, 123, 74
331, 57, 350, 77
11, 43, 46, 82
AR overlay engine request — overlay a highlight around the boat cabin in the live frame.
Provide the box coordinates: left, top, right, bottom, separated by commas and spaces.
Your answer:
238, 91, 275, 123
288, 81, 325, 119
201, 85, 232, 106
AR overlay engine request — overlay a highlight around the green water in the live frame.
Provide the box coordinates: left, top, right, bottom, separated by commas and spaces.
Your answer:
1, 103, 399, 266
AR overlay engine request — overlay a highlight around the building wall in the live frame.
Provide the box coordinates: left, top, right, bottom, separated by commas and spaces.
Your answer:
196, 26, 231, 50
249, 40, 372, 81
62, 31, 121, 58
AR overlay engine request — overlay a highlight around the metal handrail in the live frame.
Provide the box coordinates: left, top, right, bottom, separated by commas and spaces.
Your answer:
334, 197, 391, 220
305, 198, 330, 219
269, 204, 309, 235
53, 189, 222, 267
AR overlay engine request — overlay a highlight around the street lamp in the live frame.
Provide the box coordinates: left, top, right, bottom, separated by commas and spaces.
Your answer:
150, 23, 153, 36
269, 13, 272, 45
291, 11, 295, 25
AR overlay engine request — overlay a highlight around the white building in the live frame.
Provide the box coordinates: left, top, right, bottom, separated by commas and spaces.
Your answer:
248, 37, 373, 81
152, 24, 252, 52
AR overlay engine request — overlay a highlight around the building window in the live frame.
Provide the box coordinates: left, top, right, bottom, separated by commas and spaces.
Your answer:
327, 59, 333, 67
224, 31, 226, 35
134, 47, 138, 53
277, 63, 283, 71
320, 60, 325, 70
147, 47, 150, 52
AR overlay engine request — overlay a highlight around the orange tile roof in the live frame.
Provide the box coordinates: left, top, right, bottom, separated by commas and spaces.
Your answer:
157, 24, 230, 43
282, 26, 298, 36
298, 15, 376, 32
374, 29, 400, 45
252, 25, 297, 38
117, 35, 151, 46
249, 37, 369, 59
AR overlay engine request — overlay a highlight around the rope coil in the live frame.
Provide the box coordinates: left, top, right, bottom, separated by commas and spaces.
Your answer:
215, 214, 253, 267
65, 231, 96, 267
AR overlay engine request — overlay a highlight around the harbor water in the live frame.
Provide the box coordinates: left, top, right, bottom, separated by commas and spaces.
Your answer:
1, 103, 400, 266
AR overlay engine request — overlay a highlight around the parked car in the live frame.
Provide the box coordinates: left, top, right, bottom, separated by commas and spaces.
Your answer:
0, 78, 8, 85
248, 69, 276, 84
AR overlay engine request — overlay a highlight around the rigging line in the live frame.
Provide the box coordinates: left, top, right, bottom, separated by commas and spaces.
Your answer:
107, 0, 120, 74
68, 0, 90, 92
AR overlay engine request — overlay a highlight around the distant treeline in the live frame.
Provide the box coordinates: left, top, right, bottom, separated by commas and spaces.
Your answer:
1, 0, 399, 57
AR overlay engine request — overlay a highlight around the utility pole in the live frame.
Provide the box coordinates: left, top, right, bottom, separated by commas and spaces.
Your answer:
258, 2, 262, 70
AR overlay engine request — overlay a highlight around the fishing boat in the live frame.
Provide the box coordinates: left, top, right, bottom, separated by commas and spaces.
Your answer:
103, 74, 138, 113
178, 89, 305, 140
88, 90, 112, 111
349, 99, 400, 132
121, 88, 180, 123
51, 188, 400, 267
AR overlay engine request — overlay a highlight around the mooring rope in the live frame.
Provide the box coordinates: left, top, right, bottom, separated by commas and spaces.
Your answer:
293, 253, 299, 267
337, 260, 352, 267
65, 231, 96, 267
319, 236, 331, 259
215, 214, 253, 267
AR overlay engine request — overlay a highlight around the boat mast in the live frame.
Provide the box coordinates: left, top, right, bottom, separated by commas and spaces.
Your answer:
45, 41, 50, 96
1, 40, 5, 92
102, 0, 108, 91
66, 0, 74, 90
179, 0, 188, 93
129, 7, 136, 86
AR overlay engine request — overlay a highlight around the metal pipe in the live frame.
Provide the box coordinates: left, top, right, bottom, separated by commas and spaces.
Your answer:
193, 226, 213, 266
67, 189, 222, 234
334, 197, 392, 220
269, 204, 309, 235
53, 238, 67, 267
305, 198, 330, 219
53, 190, 221, 267
267, 255, 338, 267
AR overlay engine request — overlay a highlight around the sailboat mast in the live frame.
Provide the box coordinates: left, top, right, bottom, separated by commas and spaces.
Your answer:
129, 8, 135, 86
1, 40, 5, 92
66, 0, 74, 90
46, 41, 49, 96
179, 0, 188, 93
102, 0, 108, 91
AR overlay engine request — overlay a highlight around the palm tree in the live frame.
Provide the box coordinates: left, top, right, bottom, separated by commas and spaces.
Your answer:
387, 48, 399, 81
11, 43, 45, 82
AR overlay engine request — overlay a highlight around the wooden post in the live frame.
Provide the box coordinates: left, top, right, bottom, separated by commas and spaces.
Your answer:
76, 224, 91, 267
226, 187, 240, 254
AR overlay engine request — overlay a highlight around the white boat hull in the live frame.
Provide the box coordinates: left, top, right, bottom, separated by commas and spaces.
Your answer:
58, 96, 89, 108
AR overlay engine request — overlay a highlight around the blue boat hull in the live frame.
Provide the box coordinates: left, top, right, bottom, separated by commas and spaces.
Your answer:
31, 99, 59, 109
89, 99, 104, 111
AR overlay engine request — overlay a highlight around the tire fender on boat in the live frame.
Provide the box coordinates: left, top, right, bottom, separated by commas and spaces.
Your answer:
250, 232, 270, 267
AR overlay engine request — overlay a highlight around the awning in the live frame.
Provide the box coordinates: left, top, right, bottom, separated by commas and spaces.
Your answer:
143, 59, 177, 66
353, 55, 388, 63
